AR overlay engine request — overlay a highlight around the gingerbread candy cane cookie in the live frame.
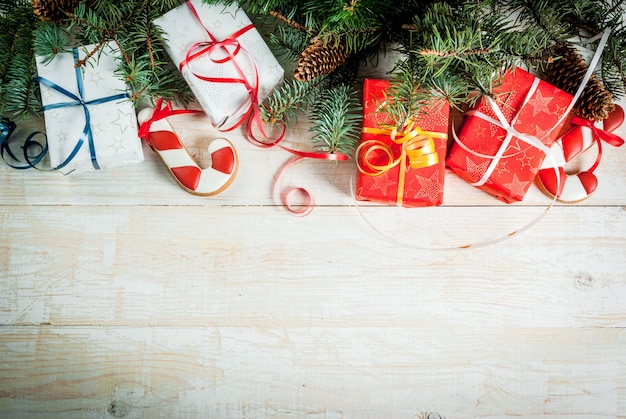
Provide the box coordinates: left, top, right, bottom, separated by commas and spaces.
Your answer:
138, 100, 238, 196
536, 105, 624, 203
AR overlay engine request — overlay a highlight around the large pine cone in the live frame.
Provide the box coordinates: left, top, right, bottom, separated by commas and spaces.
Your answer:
543, 43, 615, 121
294, 37, 348, 82
32, 0, 80, 22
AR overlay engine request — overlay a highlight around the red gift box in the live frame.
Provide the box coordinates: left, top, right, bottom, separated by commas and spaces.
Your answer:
446, 67, 574, 203
355, 79, 450, 207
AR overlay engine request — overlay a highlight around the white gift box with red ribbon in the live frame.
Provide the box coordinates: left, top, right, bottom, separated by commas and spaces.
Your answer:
154, 0, 284, 130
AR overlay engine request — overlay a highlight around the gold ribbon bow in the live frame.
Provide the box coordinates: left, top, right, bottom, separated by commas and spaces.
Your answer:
357, 120, 447, 205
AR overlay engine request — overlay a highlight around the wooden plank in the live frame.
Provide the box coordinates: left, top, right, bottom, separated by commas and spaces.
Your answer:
0, 326, 624, 418
2, 206, 624, 327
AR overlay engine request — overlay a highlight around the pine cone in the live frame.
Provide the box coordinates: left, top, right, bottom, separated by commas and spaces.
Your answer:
294, 37, 348, 82
542, 43, 615, 121
32, 0, 80, 22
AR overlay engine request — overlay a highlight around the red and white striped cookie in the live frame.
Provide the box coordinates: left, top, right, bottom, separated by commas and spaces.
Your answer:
536, 126, 598, 203
138, 106, 238, 196
536, 105, 624, 203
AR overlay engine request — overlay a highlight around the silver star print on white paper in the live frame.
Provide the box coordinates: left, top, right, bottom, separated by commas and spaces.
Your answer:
108, 136, 126, 153
40, 86, 57, 104
111, 109, 134, 135
53, 129, 71, 163
91, 122, 105, 138
220, 4, 239, 19
87, 71, 104, 87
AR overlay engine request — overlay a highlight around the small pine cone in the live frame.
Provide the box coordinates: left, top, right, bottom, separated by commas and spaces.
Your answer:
294, 37, 348, 82
542, 43, 615, 121
32, 0, 80, 22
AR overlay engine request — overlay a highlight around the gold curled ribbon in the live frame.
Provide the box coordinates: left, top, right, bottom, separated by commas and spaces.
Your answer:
356, 122, 447, 205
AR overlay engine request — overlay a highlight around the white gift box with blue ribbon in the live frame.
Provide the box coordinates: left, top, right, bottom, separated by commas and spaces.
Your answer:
35, 41, 144, 174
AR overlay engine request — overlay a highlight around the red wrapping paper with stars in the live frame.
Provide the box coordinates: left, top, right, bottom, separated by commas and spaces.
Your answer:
446, 67, 573, 203
355, 79, 450, 207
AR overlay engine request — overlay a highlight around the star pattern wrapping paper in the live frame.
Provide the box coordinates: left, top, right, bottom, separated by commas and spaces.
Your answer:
355, 79, 450, 207
35, 41, 143, 174
154, 0, 284, 129
446, 67, 573, 203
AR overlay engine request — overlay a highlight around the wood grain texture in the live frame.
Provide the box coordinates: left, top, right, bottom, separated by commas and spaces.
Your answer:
2, 74, 626, 417
1, 206, 625, 329
1, 326, 624, 419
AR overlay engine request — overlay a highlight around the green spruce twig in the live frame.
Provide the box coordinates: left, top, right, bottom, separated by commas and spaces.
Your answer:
309, 84, 362, 155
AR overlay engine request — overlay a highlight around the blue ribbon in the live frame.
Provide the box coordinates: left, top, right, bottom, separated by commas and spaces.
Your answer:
37, 47, 129, 170
0, 117, 15, 140
0, 116, 49, 170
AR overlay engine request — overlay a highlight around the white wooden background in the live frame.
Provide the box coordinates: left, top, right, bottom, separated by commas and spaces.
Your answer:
1, 74, 626, 417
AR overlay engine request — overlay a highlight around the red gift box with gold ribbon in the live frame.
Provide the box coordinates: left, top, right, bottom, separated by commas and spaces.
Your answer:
355, 79, 450, 207
446, 67, 574, 203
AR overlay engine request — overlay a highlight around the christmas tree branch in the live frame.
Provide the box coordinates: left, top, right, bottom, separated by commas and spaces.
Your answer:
419, 47, 494, 58
269, 10, 308, 32
0, 3, 40, 118
309, 84, 361, 155
261, 78, 323, 125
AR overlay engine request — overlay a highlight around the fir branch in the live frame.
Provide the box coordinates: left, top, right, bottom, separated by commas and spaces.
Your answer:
420, 47, 494, 58
268, 24, 310, 64
309, 84, 362, 155
3, 28, 40, 117
260, 78, 322, 125
32, 21, 69, 64
66, 1, 147, 67
0, 3, 40, 118
269, 10, 308, 32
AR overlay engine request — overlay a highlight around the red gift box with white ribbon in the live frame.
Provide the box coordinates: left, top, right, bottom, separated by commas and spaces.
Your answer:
446, 67, 574, 203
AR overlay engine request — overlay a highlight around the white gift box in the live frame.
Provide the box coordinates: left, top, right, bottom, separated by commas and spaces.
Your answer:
154, 0, 284, 129
35, 41, 143, 174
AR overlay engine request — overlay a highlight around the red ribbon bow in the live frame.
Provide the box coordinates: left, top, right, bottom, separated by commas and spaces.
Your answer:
568, 113, 624, 173
569, 115, 625, 148
180, 1, 259, 132
138, 99, 202, 143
